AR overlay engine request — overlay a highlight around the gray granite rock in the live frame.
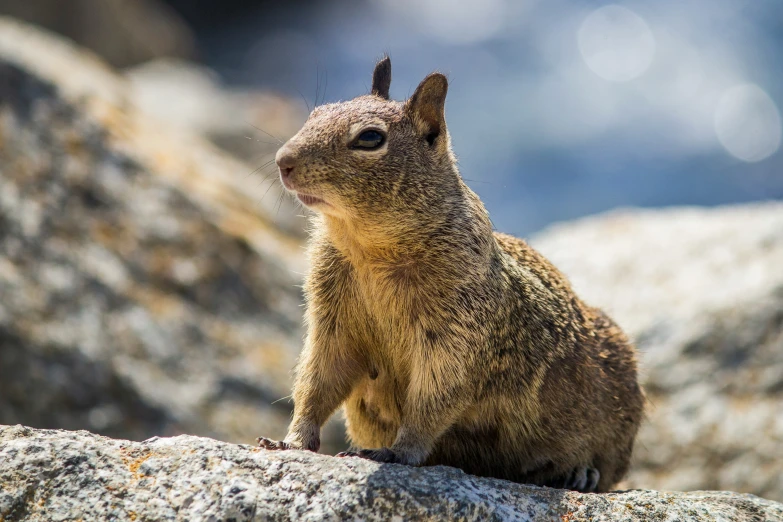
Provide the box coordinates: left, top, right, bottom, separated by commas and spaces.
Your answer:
0, 0, 195, 67
2, 425, 781, 522
125, 58, 307, 165
532, 203, 783, 501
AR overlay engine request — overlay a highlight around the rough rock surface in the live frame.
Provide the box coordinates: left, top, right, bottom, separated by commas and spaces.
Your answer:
125, 58, 307, 164
0, 0, 195, 67
0, 17, 343, 450
2, 425, 781, 522
532, 203, 783, 501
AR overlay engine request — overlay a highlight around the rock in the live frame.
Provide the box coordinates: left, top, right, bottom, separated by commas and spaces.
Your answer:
0, 0, 195, 67
125, 58, 307, 164
0, 17, 348, 452
2, 425, 781, 522
532, 203, 783, 501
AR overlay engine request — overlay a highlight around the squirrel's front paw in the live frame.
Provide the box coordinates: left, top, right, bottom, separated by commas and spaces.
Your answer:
257, 437, 296, 451
336, 447, 411, 464
257, 433, 320, 452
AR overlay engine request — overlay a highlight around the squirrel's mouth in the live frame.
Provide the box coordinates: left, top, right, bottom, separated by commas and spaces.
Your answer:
296, 193, 328, 207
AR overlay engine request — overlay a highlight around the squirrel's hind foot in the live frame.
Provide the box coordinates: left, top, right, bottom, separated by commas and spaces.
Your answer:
336, 447, 404, 464
563, 466, 600, 493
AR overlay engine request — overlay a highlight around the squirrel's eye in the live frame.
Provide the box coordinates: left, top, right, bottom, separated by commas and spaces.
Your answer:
352, 130, 385, 150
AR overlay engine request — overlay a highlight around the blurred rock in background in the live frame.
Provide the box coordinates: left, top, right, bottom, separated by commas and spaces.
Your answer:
533, 203, 783, 501
0, 0, 309, 165
125, 58, 306, 164
0, 0, 195, 67
0, 16, 344, 453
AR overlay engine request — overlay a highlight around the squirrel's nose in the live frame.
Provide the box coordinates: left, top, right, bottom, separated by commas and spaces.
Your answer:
276, 147, 298, 186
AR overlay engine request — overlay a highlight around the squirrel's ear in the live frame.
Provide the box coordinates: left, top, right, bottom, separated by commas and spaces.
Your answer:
371, 56, 392, 99
406, 73, 448, 145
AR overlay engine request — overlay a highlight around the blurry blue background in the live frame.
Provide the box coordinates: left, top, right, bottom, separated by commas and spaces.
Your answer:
166, 0, 783, 236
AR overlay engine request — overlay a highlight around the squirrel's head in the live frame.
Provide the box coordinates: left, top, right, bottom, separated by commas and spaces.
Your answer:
275, 57, 460, 225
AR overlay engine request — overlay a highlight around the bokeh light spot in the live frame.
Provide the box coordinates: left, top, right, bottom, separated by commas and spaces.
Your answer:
578, 5, 656, 82
375, 0, 507, 45
714, 84, 782, 162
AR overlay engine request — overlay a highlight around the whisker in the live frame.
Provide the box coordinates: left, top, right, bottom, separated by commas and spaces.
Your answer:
273, 190, 285, 223
249, 153, 276, 166
246, 122, 284, 144
247, 159, 277, 178
257, 163, 278, 175
320, 70, 328, 106
463, 177, 494, 185
271, 394, 292, 405
255, 174, 277, 189
296, 88, 311, 113
244, 135, 278, 146
260, 178, 280, 200
258, 169, 282, 187
257, 158, 276, 169
315, 63, 320, 108
261, 164, 280, 176
255, 157, 276, 168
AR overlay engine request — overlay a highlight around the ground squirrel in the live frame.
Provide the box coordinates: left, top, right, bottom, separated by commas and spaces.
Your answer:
258, 57, 644, 493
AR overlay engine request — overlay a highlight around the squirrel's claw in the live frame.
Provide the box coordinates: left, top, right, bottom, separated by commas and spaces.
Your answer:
564, 466, 600, 493
335, 450, 358, 458
337, 447, 402, 464
257, 437, 293, 451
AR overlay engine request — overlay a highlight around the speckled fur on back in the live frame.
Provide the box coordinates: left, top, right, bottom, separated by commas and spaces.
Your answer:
258, 57, 644, 493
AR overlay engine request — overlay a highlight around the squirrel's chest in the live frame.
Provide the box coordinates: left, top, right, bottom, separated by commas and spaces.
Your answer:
329, 267, 423, 375
311, 252, 441, 354
351, 263, 428, 330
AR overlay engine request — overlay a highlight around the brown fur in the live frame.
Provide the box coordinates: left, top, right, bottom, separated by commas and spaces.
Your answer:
258, 57, 644, 493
